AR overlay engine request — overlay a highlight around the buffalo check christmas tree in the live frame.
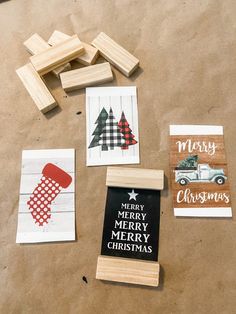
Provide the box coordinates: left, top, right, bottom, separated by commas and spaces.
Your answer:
89, 107, 109, 148
118, 111, 138, 149
88, 107, 138, 151
99, 108, 125, 151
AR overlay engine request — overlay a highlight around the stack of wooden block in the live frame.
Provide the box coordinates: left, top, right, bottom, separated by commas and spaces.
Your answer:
16, 31, 140, 114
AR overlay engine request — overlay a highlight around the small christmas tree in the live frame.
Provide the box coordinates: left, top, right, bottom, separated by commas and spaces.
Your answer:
118, 111, 138, 150
88, 107, 108, 148
177, 155, 198, 169
99, 108, 126, 151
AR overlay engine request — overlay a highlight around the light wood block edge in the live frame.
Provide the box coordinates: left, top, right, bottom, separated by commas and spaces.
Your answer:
30, 35, 84, 75
16, 63, 57, 114
60, 62, 113, 92
51, 62, 71, 78
96, 255, 160, 287
23, 33, 71, 78
106, 167, 164, 190
91, 32, 139, 77
80, 42, 99, 65
23, 33, 49, 54
48, 30, 99, 66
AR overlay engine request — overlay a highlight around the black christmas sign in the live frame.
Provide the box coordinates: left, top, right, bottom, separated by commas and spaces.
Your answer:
101, 187, 160, 261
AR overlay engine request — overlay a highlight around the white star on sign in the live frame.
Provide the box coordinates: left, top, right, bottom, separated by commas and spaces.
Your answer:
128, 189, 139, 201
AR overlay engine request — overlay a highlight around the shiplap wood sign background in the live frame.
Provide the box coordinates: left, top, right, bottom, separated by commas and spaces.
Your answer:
170, 125, 232, 217
16, 149, 75, 243
86, 86, 139, 166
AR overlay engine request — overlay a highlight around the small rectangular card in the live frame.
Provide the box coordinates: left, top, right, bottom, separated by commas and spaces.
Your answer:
101, 187, 160, 261
16, 149, 75, 243
86, 86, 139, 166
169, 125, 232, 217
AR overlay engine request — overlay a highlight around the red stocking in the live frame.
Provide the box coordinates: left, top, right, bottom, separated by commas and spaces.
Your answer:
27, 163, 72, 226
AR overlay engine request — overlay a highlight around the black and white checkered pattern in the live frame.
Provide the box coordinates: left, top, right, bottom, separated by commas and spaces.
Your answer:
99, 108, 125, 150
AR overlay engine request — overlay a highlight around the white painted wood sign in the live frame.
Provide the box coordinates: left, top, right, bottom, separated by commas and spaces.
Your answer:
170, 125, 232, 217
16, 149, 75, 243
86, 86, 140, 166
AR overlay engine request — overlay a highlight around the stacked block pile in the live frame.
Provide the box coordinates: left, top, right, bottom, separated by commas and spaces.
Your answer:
16, 31, 140, 114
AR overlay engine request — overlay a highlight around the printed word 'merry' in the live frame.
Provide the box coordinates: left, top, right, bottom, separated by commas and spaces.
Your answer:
121, 203, 144, 211
114, 220, 148, 231
176, 139, 217, 156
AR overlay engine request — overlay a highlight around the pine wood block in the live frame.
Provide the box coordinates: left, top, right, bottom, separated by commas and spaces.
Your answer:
60, 62, 113, 92
23, 33, 71, 78
91, 32, 139, 77
30, 35, 84, 75
48, 30, 99, 66
24, 33, 49, 54
96, 256, 160, 287
16, 63, 57, 113
106, 167, 164, 190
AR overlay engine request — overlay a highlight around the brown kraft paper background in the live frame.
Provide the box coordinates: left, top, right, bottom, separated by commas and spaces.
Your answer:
0, 1, 236, 313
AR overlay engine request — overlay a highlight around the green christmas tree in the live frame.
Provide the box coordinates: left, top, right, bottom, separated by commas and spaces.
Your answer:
177, 155, 198, 168
88, 107, 108, 148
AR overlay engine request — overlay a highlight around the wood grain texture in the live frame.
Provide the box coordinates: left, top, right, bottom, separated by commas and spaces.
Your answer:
24, 33, 49, 54
30, 35, 84, 75
91, 32, 139, 77
60, 62, 113, 91
48, 30, 99, 65
16, 63, 57, 113
170, 134, 231, 210
23, 33, 71, 78
170, 135, 227, 165
96, 255, 159, 287
106, 167, 164, 190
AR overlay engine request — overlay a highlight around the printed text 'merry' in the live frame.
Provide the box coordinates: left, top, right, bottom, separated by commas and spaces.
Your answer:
121, 203, 144, 211
176, 139, 217, 156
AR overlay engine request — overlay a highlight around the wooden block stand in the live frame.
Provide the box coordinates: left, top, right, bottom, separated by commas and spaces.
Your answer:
96, 255, 160, 287
96, 167, 164, 287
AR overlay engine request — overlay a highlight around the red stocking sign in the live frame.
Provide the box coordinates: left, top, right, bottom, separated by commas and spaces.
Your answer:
16, 149, 75, 243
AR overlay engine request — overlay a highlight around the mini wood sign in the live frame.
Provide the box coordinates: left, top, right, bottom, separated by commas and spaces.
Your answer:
16, 149, 75, 243
169, 125, 232, 217
96, 167, 164, 287
86, 86, 139, 166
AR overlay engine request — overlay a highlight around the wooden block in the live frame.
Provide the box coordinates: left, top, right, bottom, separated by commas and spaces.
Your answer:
23, 33, 71, 78
24, 33, 49, 54
60, 62, 113, 92
48, 30, 99, 65
30, 35, 84, 75
91, 32, 139, 77
16, 63, 57, 113
96, 256, 160, 287
106, 167, 164, 190
51, 62, 71, 78
48, 30, 70, 45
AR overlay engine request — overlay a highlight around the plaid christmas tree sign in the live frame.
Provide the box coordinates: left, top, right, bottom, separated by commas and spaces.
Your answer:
86, 87, 140, 166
